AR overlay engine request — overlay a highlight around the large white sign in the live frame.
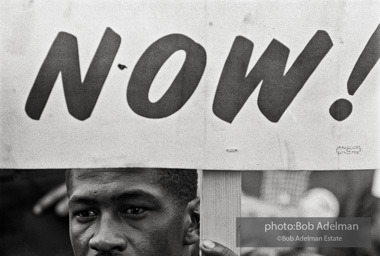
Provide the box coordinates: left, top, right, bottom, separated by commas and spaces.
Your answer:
1, 0, 379, 170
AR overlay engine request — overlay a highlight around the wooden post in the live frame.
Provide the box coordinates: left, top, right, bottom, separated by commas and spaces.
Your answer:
200, 170, 241, 255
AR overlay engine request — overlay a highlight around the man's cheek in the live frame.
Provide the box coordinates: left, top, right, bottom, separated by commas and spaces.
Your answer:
127, 225, 168, 256
145, 223, 180, 255
70, 222, 92, 256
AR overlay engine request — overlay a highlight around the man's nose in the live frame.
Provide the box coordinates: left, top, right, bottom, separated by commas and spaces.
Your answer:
89, 213, 127, 252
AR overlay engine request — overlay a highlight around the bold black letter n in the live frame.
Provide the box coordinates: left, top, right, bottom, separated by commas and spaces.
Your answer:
25, 28, 121, 120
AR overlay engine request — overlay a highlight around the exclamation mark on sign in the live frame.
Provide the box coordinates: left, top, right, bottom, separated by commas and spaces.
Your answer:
330, 24, 380, 121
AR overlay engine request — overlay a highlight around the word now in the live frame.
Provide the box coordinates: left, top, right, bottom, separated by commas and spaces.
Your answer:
25, 27, 333, 122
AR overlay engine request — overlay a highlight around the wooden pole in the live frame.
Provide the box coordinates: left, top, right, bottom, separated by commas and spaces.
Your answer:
200, 170, 241, 255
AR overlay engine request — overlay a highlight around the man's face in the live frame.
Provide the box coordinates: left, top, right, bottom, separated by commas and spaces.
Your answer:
68, 169, 190, 256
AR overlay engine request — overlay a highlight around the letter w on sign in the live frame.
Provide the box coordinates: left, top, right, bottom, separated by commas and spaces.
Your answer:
213, 31, 333, 123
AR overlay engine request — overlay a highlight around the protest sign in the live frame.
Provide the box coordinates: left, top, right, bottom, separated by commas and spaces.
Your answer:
1, 0, 379, 170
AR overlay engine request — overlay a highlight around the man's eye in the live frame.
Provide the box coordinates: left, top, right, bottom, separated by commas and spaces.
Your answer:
122, 207, 147, 216
74, 210, 97, 221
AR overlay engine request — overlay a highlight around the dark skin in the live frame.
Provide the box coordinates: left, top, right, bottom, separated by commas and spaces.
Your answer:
68, 169, 237, 256
68, 169, 198, 256
200, 240, 238, 256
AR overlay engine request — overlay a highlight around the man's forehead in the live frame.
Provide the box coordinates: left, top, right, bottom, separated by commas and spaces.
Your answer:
70, 168, 160, 191
68, 169, 173, 212
73, 167, 158, 179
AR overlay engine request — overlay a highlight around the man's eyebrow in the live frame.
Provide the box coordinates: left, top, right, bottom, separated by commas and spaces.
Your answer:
111, 190, 160, 203
69, 190, 161, 207
68, 197, 99, 207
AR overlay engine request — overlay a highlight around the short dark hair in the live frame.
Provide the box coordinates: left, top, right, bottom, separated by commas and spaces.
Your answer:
65, 168, 198, 207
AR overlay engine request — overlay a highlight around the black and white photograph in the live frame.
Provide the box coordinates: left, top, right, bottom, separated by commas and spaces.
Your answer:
1, 0, 379, 255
